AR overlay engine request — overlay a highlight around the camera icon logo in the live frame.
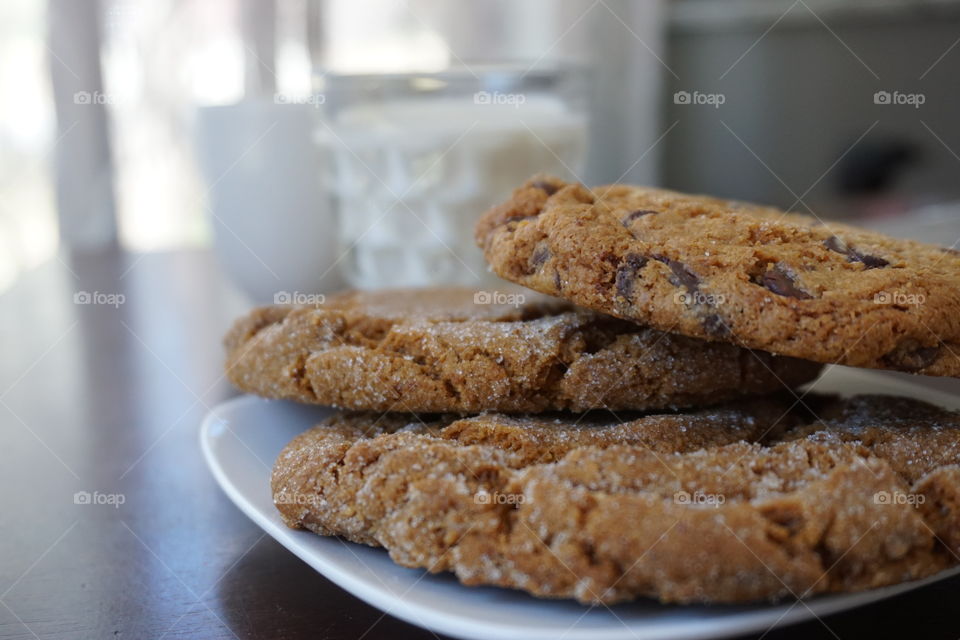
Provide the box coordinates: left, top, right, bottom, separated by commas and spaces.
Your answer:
673, 91, 691, 105
473, 291, 492, 305
874, 90, 891, 105
74, 491, 92, 505
274, 291, 292, 304
73, 91, 92, 105
74, 291, 92, 304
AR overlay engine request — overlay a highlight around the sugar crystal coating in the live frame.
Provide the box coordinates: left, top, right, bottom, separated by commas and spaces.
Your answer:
224, 288, 821, 413
272, 394, 960, 604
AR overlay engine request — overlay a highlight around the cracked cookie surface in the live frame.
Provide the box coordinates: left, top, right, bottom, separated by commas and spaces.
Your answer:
272, 394, 960, 604
475, 176, 960, 376
224, 288, 821, 413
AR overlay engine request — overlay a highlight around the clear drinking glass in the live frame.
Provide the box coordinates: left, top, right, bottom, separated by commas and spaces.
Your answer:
315, 64, 588, 289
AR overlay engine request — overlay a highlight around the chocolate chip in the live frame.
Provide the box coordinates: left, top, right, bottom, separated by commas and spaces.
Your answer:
883, 339, 940, 372
909, 347, 940, 369
654, 256, 700, 291
530, 180, 558, 196
502, 214, 538, 225
529, 245, 550, 272
857, 254, 889, 269
823, 235, 888, 269
703, 314, 730, 337
760, 264, 812, 300
824, 236, 848, 254
622, 210, 657, 226
850, 253, 886, 268
615, 253, 649, 301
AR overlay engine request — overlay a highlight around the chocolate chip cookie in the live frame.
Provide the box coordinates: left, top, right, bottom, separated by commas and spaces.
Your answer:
224, 288, 821, 413
272, 394, 960, 604
475, 176, 960, 376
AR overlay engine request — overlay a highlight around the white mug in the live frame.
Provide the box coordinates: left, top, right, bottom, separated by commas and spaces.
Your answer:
194, 99, 343, 304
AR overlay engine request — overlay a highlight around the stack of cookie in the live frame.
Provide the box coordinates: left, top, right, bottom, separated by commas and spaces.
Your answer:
224, 175, 960, 604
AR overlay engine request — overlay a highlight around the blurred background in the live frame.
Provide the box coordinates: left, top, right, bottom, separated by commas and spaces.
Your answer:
2, 0, 960, 298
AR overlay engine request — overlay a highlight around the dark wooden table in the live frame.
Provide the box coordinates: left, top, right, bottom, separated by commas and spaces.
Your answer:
1, 249, 957, 640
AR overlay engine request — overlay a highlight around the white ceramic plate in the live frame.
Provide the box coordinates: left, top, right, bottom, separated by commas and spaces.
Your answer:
200, 366, 960, 640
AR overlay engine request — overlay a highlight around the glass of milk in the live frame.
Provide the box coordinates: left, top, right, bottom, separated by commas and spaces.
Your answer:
316, 65, 588, 289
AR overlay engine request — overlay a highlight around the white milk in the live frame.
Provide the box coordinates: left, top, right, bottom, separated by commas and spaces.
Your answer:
322, 96, 587, 288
